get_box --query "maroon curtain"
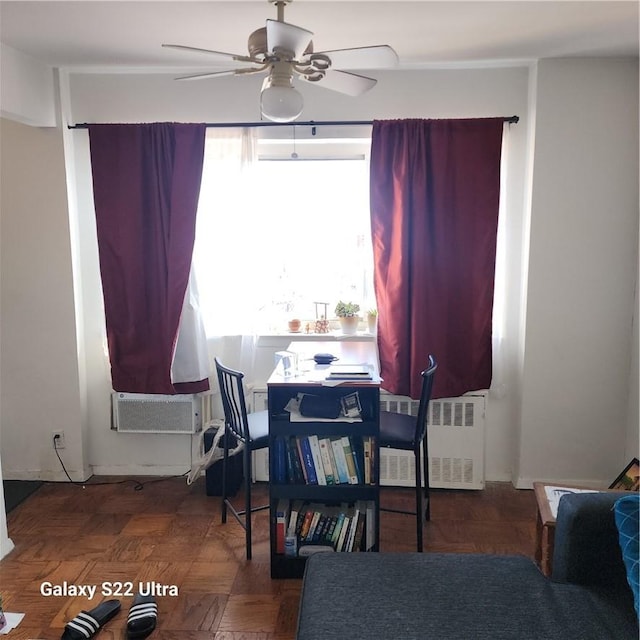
[88,123,207,394]
[370,118,504,399]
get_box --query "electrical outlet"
[53,431,65,449]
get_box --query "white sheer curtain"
[193,127,259,376]
[171,268,210,385]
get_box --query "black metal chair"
[215,357,270,560]
[379,356,437,552]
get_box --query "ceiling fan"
[162,0,399,123]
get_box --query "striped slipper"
[127,593,157,639]
[61,599,121,639]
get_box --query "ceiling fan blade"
[266,19,313,59]
[175,69,240,81]
[162,43,253,63]
[306,69,377,96]
[311,45,398,70]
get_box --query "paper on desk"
[544,486,599,518]
[0,612,25,635]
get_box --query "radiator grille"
[112,393,201,434]
[379,393,485,490]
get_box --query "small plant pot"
[288,319,302,333]
[367,315,377,334]
[338,316,359,335]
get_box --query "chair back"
[414,356,437,445]
[215,357,250,444]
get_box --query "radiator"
[378,392,485,490]
[111,392,202,434]
[249,389,485,489]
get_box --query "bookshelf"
[267,341,381,579]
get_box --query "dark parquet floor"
[0,477,537,639]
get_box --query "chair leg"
[221,429,229,524]
[244,447,252,560]
[423,436,431,522]
[414,447,423,553]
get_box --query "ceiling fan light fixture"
[260,71,303,122]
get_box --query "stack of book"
[325,364,374,381]
[273,434,376,486]
[275,499,376,556]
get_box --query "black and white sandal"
[61,599,121,640]
[127,593,158,639]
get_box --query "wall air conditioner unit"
[112,392,202,434]
[379,392,485,490]
[247,388,485,489]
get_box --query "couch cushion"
[297,552,639,640]
[552,492,629,587]
[614,494,640,618]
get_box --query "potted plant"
[335,301,360,335]
[366,308,378,334]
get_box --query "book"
[299,509,315,539]
[295,503,308,536]
[298,436,318,485]
[326,364,373,380]
[283,437,299,484]
[331,437,351,484]
[323,514,338,544]
[367,437,376,485]
[312,514,327,542]
[318,437,336,485]
[341,436,359,484]
[288,436,305,483]
[305,511,322,541]
[336,515,351,552]
[331,512,346,546]
[308,435,327,485]
[365,500,376,551]
[295,437,309,484]
[326,438,340,483]
[275,498,289,554]
[288,499,305,535]
[273,436,287,484]
[352,511,366,552]
[363,437,371,485]
[355,500,373,552]
[345,508,361,552]
[349,435,365,484]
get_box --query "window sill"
[256,332,376,347]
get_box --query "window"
[192,129,374,336]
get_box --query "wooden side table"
[533,482,558,576]
[533,482,624,576]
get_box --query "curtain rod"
[68,116,519,130]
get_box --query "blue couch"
[296,492,639,640]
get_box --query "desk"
[267,340,381,578]
[271,340,381,384]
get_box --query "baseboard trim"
[90,465,189,477]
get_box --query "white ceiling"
[0,1,638,72]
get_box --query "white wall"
[64,66,530,479]
[516,58,639,487]
[0,440,14,559]
[627,279,639,460]
[0,44,56,127]
[0,117,89,481]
